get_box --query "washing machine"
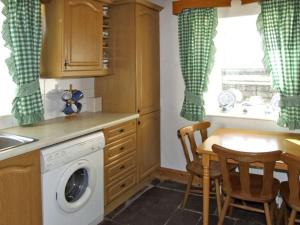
[41,132,105,225]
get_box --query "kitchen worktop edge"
[0,112,139,161]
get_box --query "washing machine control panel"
[45,150,67,166]
[40,132,105,173]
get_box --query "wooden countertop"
[0,112,139,161]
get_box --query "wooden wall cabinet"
[95,0,162,115]
[41,0,112,78]
[136,4,160,115]
[0,151,42,225]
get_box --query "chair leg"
[288,209,297,225]
[227,198,234,217]
[270,201,276,224]
[182,174,194,208]
[277,201,286,225]
[284,203,289,225]
[214,178,222,217]
[264,202,273,225]
[217,196,231,225]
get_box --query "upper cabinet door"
[136,5,160,115]
[64,0,103,71]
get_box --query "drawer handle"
[119,165,125,170]
[119,129,124,133]
[120,146,125,151]
[120,183,126,188]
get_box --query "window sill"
[206,109,278,121]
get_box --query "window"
[0,2,16,116]
[205,5,278,120]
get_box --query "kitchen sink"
[0,133,36,152]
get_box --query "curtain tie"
[16,80,40,97]
[185,90,204,106]
[280,95,300,107]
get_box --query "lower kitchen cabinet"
[103,120,138,208]
[137,111,160,181]
[103,116,161,214]
[0,150,42,225]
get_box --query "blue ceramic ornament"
[62,84,84,116]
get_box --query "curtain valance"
[173,0,259,15]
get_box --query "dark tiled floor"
[99,180,280,225]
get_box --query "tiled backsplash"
[0,78,101,129]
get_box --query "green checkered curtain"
[178,9,217,121]
[258,0,300,130]
[1,0,44,125]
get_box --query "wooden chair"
[177,121,223,216]
[212,144,281,225]
[278,153,300,225]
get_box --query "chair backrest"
[212,144,281,200]
[177,121,210,164]
[281,153,300,208]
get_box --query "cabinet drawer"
[105,153,136,184]
[104,120,136,144]
[105,172,136,204]
[104,134,136,165]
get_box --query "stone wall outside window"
[221,69,276,103]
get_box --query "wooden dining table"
[197,128,300,225]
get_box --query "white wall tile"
[86,97,102,113]
[44,79,59,94]
[39,79,45,95]
[0,115,14,129]
[82,88,94,98]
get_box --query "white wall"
[159,0,299,171]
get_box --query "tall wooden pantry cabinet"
[95,0,162,185]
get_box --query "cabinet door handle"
[120,183,126,188]
[119,129,124,133]
[120,146,125,151]
[64,59,68,68]
[138,121,141,125]
[119,165,125,170]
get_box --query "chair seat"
[280,181,300,211]
[224,173,280,202]
[186,160,224,178]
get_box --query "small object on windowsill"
[218,90,236,112]
[220,105,232,112]
[62,84,84,117]
[243,108,248,114]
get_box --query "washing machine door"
[56,159,96,213]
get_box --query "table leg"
[202,153,210,225]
